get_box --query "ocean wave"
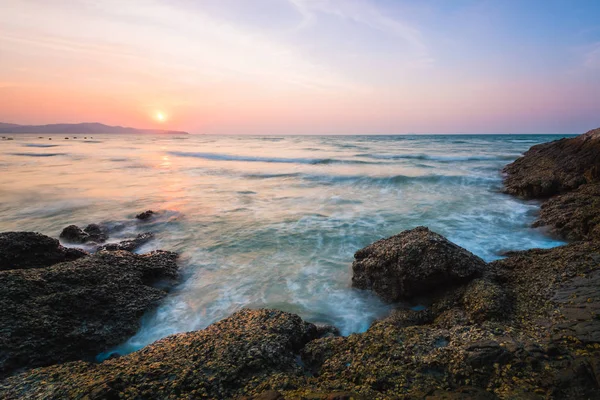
[24,144,59,148]
[354,153,518,162]
[9,152,67,157]
[242,171,500,186]
[168,151,379,165]
[509,139,538,143]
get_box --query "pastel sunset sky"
[1,0,599,134]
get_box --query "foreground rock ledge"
[3,240,599,399]
[351,226,486,302]
[0,248,178,378]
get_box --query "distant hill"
[0,122,188,135]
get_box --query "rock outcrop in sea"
[1,130,599,399]
[504,127,600,242]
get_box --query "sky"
[0,0,599,134]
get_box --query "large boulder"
[0,309,319,399]
[503,128,600,198]
[0,232,86,271]
[351,227,486,302]
[0,249,178,377]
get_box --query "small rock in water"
[136,210,155,221]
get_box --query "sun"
[155,111,167,123]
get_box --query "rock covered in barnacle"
[1,309,319,399]
[0,249,178,378]
[2,239,600,398]
[351,226,486,302]
[0,232,86,271]
[503,127,600,198]
[533,182,600,241]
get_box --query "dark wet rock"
[0,250,178,378]
[426,387,498,399]
[351,227,486,302]
[315,323,341,338]
[377,308,434,328]
[462,279,508,323]
[59,224,89,243]
[136,210,155,221]
[82,223,108,243]
[240,390,285,400]
[550,269,600,344]
[503,127,600,198]
[0,232,86,271]
[98,232,155,252]
[59,224,108,244]
[532,182,600,241]
[0,309,318,399]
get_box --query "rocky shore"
[1,130,600,399]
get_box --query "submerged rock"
[351,227,486,302]
[59,224,107,244]
[136,210,155,221]
[98,232,155,252]
[0,249,178,378]
[82,223,108,243]
[0,232,86,271]
[503,128,600,198]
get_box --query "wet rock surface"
[98,232,155,252]
[533,182,600,241]
[3,237,598,399]
[1,309,320,399]
[0,231,86,271]
[503,128,600,198]
[136,210,155,220]
[351,226,486,302]
[59,223,108,244]
[0,249,179,378]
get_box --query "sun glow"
[155,111,167,123]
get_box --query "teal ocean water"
[0,134,572,356]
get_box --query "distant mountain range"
[0,122,188,135]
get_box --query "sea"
[0,133,572,356]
